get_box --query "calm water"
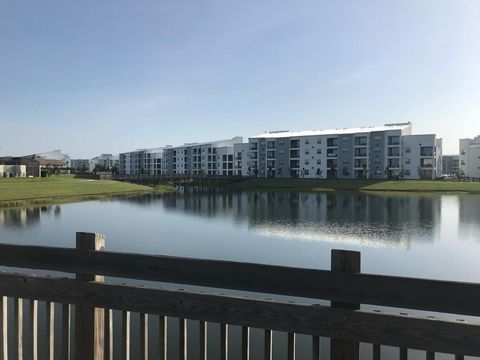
[1,190,479,359]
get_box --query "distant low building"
[442,155,459,176]
[459,136,480,178]
[70,159,91,173]
[90,154,119,173]
[0,164,26,177]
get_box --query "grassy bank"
[227,178,480,194]
[0,175,174,207]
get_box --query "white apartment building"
[119,148,164,175]
[163,137,243,176]
[249,123,442,180]
[90,154,120,172]
[459,136,480,178]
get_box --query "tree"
[342,166,349,177]
[316,168,322,178]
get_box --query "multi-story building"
[89,154,120,172]
[248,123,442,180]
[459,136,480,178]
[163,137,243,176]
[234,143,249,176]
[119,148,164,175]
[442,155,460,176]
[70,159,90,173]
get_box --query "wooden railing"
[0,232,479,359]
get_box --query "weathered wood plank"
[241,327,250,360]
[30,300,38,360]
[0,273,479,356]
[46,302,54,360]
[14,298,23,360]
[331,250,360,360]
[287,333,295,360]
[426,351,435,360]
[1,296,7,360]
[220,323,228,360]
[159,315,167,360]
[199,320,207,360]
[179,318,187,360]
[1,243,480,316]
[122,311,130,360]
[74,232,105,360]
[140,313,148,360]
[264,330,272,360]
[400,347,408,360]
[61,303,70,360]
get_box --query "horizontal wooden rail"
[0,243,479,316]
[0,272,478,356]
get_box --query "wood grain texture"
[122,311,130,360]
[400,347,408,360]
[0,243,479,316]
[287,333,295,360]
[158,315,167,360]
[0,272,478,356]
[179,318,187,360]
[14,298,23,360]
[220,323,228,360]
[46,302,54,360]
[140,313,148,360]
[373,344,380,360]
[312,335,319,360]
[30,300,38,360]
[426,351,435,360]
[104,309,113,360]
[0,297,7,360]
[74,232,105,360]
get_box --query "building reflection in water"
[458,194,480,241]
[123,189,442,249]
[0,205,61,228]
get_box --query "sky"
[0,0,479,158]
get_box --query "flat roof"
[250,123,411,139]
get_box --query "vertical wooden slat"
[330,250,360,360]
[159,316,167,360]
[220,323,228,360]
[61,304,70,360]
[373,344,380,360]
[312,335,320,360]
[178,318,187,360]
[104,309,113,360]
[46,302,54,360]
[30,300,38,360]
[140,314,148,360]
[121,311,130,360]
[400,348,408,360]
[0,297,7,360]
[426,351,435,360]
[74,232,105,360]
[287,333,295,360]
[199,320,207,360]
[455,356,464,360]
[264,330,272,360]
[14,298,23,360]
[241,327,250,360]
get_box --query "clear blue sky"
[1,0,479,157]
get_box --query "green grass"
[0,175,159,207]
[227,178,480,194]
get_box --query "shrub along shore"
[0,175,175,208]
[226,178,480,194]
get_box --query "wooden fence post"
[75,232,105,360]
[330,249,360,360]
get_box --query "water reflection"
[119,190,447,249]
[0,205,61,228]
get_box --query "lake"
[1,189,479,359]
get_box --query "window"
[290,150,300,158]
[421,146,434,157]
[305,139,310,145]
[305,159,309,165]
[388,147,400,157]
[267,151,275,158]
[355,137,368,146]
[305,150,310,155]
[327,138,338,147]
[421,158,434,168]
[354,159,367,168]
[317,159,321,164]
[355,148,367,157]
[317,148,322,155]
[290,140,300,148]
[267,141,275,149]
[388,136,400,145]
[290,160,300,168]
[317,138,322,144]
[327,148,338,157]
[388,158,400,168]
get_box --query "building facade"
[163,137,243,176]
[248,123,442,180]
[442,155,460,176]
[119,148,164,175]
[89,154,120,172]
[70,159,90,173]
[459,136,480,178]
[0,164,26,177]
